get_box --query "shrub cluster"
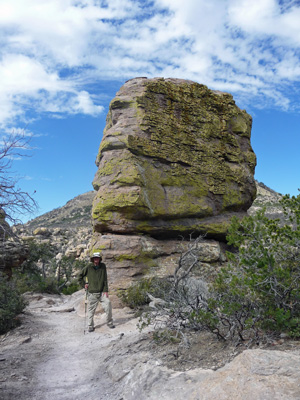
[119,276,172,309]
[0,272,26,334]
[1,242,85,334]
[138,192,300,345]
[13,241,85,295]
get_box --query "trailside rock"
[90,232,225,306]
[92,77,256,240]
[105,346,300,400]
[0,240,29,277]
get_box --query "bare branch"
[0,131,38,238]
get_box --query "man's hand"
[85,283,89,290]
[102,292,109,298]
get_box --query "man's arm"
[78,266,88,288]
[102,264,108,295]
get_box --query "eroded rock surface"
[0,239,29,277]
[115,348,300,400]
[90,232,226,305]
[0,209,28,277]
[92,77,256,240]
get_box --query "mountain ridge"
[24,191,95,231]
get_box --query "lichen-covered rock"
[33,227,51,237]
[92,77,256,240]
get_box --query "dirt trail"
[2,291,300,400]
[0,291,139,400]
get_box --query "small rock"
[21,336,32,344]
[18,376,29,381]
[280,333,288,338]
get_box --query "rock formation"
[1,192,94,279]
[13,182,279,273]
[108,346,300,400]
[11,181,282,304]
[0,239,29,278]
[91,77,257,296]
[14,191,95,260]
[248,181,284,221]
[92,77,256,239]
[0,208,29,277]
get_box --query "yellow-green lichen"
[115,254,139,261]
[110,98,135,109]
[92,78,256,238]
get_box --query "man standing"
[79,252,115,332]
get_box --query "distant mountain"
[25,191,96,231]
[13,191,96,264]
[248,181,284,222]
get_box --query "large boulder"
[92,77,256,240]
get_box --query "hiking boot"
[88,326,95,332]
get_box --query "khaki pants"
[87,292,113,328]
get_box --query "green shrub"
[138,195,300,345]
[0,273,26,334]
[13,269,60,294]
[13,249,88,295]
[118,277,172,309]
[61,281,80,295]
[193,201,300,343]
[37,277,60,294]
[151,329,181,344]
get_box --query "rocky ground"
[1,292,300,400]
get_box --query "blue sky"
[1,0,300,222]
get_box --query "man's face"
[93,257,100,266]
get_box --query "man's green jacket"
[78,263,108,293]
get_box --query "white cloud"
[0,53,103,126]
[0,54,64,94]
[228,0,300,45]
[1,0,300,128]
[228,0,278,31]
